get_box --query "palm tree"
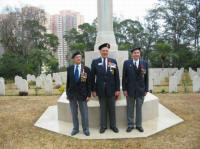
[152,43,178,68]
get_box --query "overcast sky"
[0,0,158,23]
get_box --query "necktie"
[135,61,137,68]
[103,58,106,72]
[75,65,79,82]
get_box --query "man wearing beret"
[122,47,149,133]
[91,43,120,133]
[66,51,91,136]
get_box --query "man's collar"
[74,63,81,67]
[133,59,139,62]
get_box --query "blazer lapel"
[138,60,142,71]
[106,58,111,74]
[77,65,84,83]
[71,65,75,83]
[98,57,105,72]
[127,60,134,73]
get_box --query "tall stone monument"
[85,0,128,77]
[94,0,118,51]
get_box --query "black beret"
[98,43,110,50]
[130,46,142,53]
[71,51,81,59]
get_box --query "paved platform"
[34,93,184,139]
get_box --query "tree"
[150,43,178,68]
[186,0,200,52]
[0,51,27,79]
[0,7,47,56]
[44,33,59,52]
[119,19,144,47]
[0,7,59,76]
[21,19,46,58]
[64,23,96,64]
[0,10,19,53]
[45,55,59,74]
[143,8,162,61]
[152,0,190,50]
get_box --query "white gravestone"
[0,78,5,96]
[15,76,23,89]
[44,78,53,94]
[36,77,42,88]
[55,75,62,87]
[193,75,200,93]
[19,79,28,93]
[169,75,178,93]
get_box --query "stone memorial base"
[34,92,184,139]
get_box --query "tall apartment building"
[48,10,84,68]
[0,8,84,65]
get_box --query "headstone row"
[27,74,36,82]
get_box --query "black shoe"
[126,127,134,132]
[84,131,90,136]
[71,130,79,136]
[100,128,106,133]
[136,127,144,132]
[111,127,119,133]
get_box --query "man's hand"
[92,91,97,98]
[123,91,128,97]
[144,92,147,96]
[115,91,120,97]
[86,97,90,102]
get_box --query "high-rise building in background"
[47,10,84,68]
[0,8,84,65]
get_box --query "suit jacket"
[66,65,91,101]
[91,57,120,97]
[122,59,149,97]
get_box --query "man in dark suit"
[66,51,91,136]
[91,43,120,134]
[122,47,149,133]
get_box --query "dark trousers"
[69,98,89,132]
[126,96,144,127]
[98,95,116,129]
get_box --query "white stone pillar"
[94,0,118,51]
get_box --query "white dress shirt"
[101,57,108,72]
[133,59,139,68]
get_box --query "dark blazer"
[122,59,149,97]
[91,57,120,97]
[66,65,91,101]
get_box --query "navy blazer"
[91,57,120,97]
[122,59,149,97]
[66,65,91,101]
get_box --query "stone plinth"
[58,92,159,128]
[34,93,184,139]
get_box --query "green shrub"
[181,71,191,93]
[58,86,65,94]
[161,89,166,94]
